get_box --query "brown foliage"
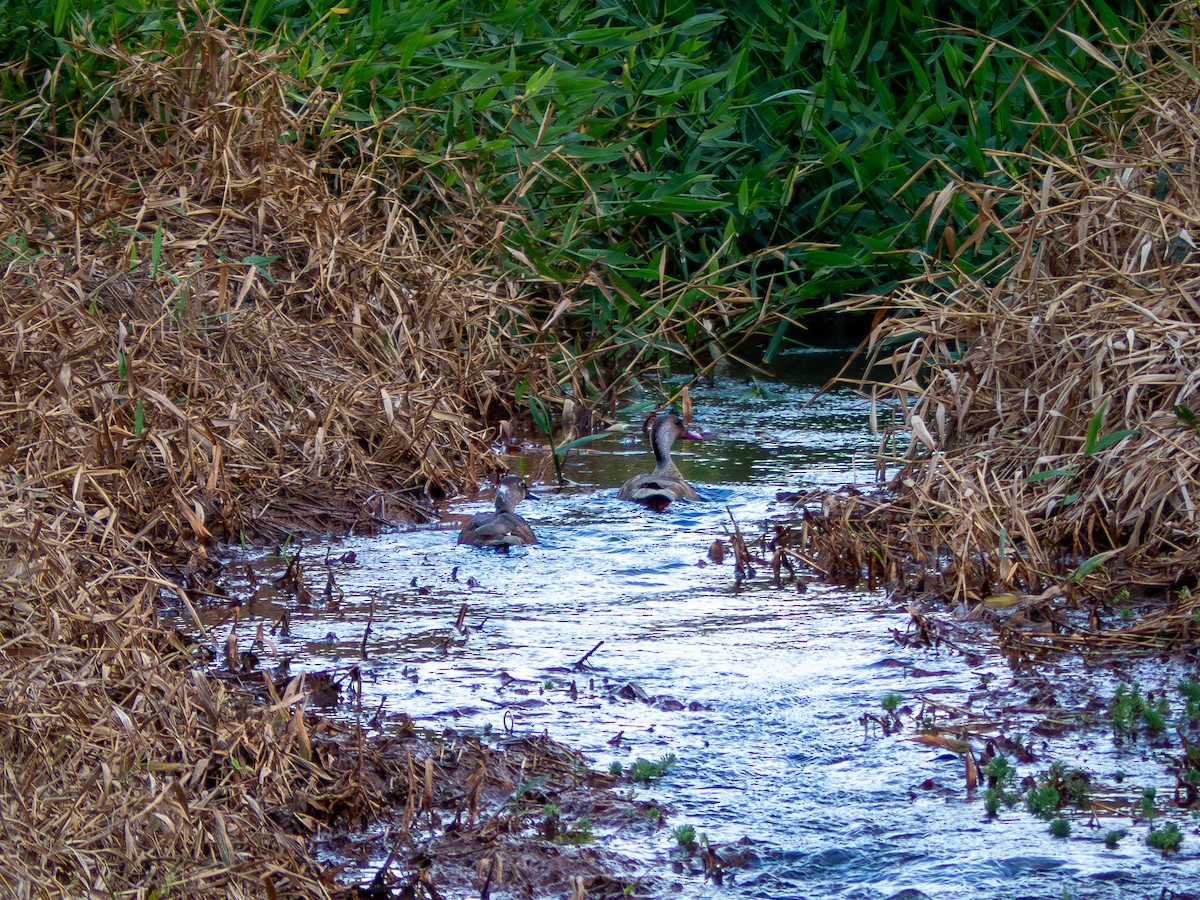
[808,5,1200,633]
[0,23,637,899]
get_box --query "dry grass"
[780,4,1200,650]
[0,22,655,898]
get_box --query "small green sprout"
[1027,785,1060,819]
[673,824,697,848]
[881,692,903,714]
[1147,822,1182,855]
[1139,787,1157,820]
[1049,817,1071,838]
[1104,828,1127,849]
[628,755,676,782]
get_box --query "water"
[207,349,1200,899]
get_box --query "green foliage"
[0,0,1153,364]
[1147,822,1182,855]
[627,754,676,782]
[983,754,1019,816]
[1026,782,1061,820]
[1104,828,1126,849]
[1180,680,1200,724]
[1048,817,1071,838]
[1111,682,1170,736]
[1025,761,1091,820]
[1139,786,1157,820]
[673,823,697,847]
[881,692,903,713]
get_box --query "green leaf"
[133,399,144,438]
[1090,428,1138,455]
[150,223,163,277]
[250,0,273,29]
[1068,550,1118,584]
[556,430,620,454]
[1175,404,1199,429]
[528,396,551,436]
[1083,403,1107,456]
[1024,468,1078,483]
[53,0,70,34]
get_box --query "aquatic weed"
[673,824,698,849]
[1104,828,1127,849]
[1180,680,1200,724]
[1049,817,1071,838]
[1110,682,1169,736]
[1147,822,1182,855]
[1026,782,1061,819]
[628,755,676,782]
[983,755,1020,816]
[1139,787,1157,820]
[881,692,903,713]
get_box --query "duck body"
[458,476,537,547]
[619,413,701,511]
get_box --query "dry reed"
[0,20,650,898]
[784,3,1200,651]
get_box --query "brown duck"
[457,475,537,547]
[619,412,702,511]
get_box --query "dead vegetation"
[0,22,665,899]
[777,4,1200,652]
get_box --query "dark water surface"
[210,350,1199,899]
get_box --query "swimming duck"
[619,412,702,510]
[457,475,537,547]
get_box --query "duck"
[619,412,702,511]
[457,475,537,547]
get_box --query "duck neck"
[651,427,682,477]
[494,485,521,513]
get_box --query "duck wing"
[458,512,537,546]
[618,473,700,506]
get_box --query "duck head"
[650,412,701,464]
[494,474,534,513]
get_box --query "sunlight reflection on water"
[206,350,1200,899]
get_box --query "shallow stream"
[208,350,1200,899]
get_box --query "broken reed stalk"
[779,2,1200,650]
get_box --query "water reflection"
[209,349,1199,899]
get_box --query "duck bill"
[680,428,702,441]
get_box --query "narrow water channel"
[210,350,1199,899]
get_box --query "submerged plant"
[1147,822,1182,855]
[1110,682,1170,736]
[1139,787,1157,820]
[983,754,1020,817]
[628,755,677,783]
[1026,782,1061,820]
[1180,680,1200,725]
[1023,762,1093,821]
[673,824,698,849]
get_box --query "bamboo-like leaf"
[1083,403,1107,456]
[527,396,550,437]
[150,223,163,277]
[1024,468,1078,483]
[1174,404,1199,429]
[1090,428,1138,454]
[1068,550,1118,584]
